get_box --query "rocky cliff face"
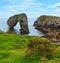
[7,13,29,34]
[34,15,60,42]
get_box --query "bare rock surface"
[34,15,60,42]
[7,13,29,34]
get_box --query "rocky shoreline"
[33,15,60,42]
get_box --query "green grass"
[0,31,60,63]
[38,15,60,22]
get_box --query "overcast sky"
[0,0,60,18]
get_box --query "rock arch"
[7,13,29,34]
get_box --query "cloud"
[1,1,42,11]
[10,9,16,13]
[1,0,60,18]
[0,11,14,18]
[24,0,34,2]
[45,2,60,17]
[0,0,43,18]
[48,2,60,8]
[54,8,60,12]
[8,0,16,2]
[0,0,16,4]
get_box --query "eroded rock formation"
[7,13,29,34]
[34,15,60,42]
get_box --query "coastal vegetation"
[0,31,60,63]
[37,15,60,22]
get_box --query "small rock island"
[7,13,29,34]
[34,15,60,42]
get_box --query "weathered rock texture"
[34,15,60,42]
[7,13,29,34]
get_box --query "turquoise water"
[0,18,43,36]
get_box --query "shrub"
[26,37,56,59]
[38,15,46,22]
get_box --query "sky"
[0,0,60,18]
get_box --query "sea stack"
[34,15,60,42]
[7,13,29,34]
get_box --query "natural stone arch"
[7,13,29,34]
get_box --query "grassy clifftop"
[37,15,60,22]
[0,31,60,63]
[0,31,32,50]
